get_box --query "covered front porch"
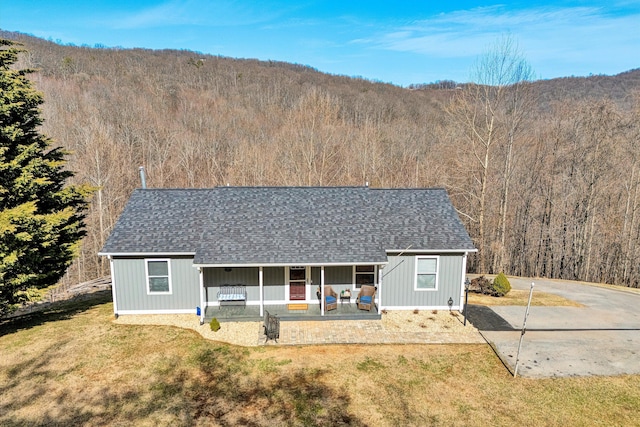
[196,263,384,324]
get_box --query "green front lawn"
[1,294,638,426]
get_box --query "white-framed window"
[145,259,172,294]
[415,256,439,291]
[353,265,376,289]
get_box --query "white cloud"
[366,5,640,68]
[110,1,190,28]
[109,0,283,29]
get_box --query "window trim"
[352,265,377,290]
[414,255,439,291]
[145,258,172,295]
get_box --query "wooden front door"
[288,266,307,300]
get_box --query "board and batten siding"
[203,267,261,302]
[202,266,356,304]
[202,266,286,303]
[381,254,464,309]
[113,257,200,313]
[263,267,285,302]
[324,266,352,285]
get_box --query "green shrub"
[492,273,512,296]
[209,317,221,332]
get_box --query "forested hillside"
[3,31,639,288]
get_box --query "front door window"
[289,266,306,300]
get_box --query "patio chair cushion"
[326,296,337,304]
[359,295,372,304]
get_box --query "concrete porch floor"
[204,301,381,322]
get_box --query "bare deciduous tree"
[5,30,640,289]
[447,35,535,274]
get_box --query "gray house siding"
[203,267,261,303]
[200,265,365,305]
[311,267,320,290]
[202,266,287,303]
[324,266,352,285]
[112,255,464,313]
[381,254,464,309]
[321,266,354,297]
[203,266,260,287]
[113,257,200,313]
[263,267,285,301]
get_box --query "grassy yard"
[467,289,583,307]
[1,294,639,426]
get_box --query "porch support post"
[108,256,118,318]
[459,252,468,312]
[320,265,325,316]
[259,266,264,317]
[198,267,205,325]
[377,264,382,314]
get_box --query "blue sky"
[2,1,639,86]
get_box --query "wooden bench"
[263,310,280,343]
[217,284,247,308]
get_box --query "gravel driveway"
[467,277,640,378]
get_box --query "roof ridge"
[368,187,446,191]
[131,186,370,193]
[134,187,216,191]
[215,185,366,189]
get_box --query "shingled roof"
[99,187,475,265]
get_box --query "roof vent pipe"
[139,166,147,189]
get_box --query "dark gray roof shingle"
[99,187,475,264]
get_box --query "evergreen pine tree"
[0,40,91,316]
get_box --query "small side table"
[340,290,351,305]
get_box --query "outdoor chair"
[323,285,338,311]
[356,285,376,311]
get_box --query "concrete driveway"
[466,277,640,378]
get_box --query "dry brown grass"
[1,294,639,426]
[467,289,583,307]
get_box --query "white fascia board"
[385,249,477,254]
[193,261,389,268]
[116,309,198,315]
[98,252,196,257]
